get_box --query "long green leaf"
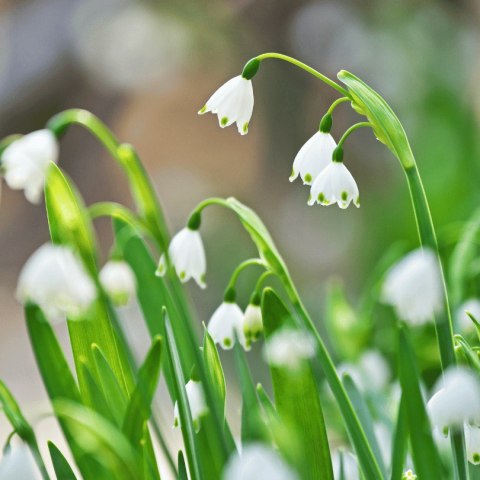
[48,441,78,480]
[390,397,407,480]
[202,328,226,416]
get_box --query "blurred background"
[0,0,479,476]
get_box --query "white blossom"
[0,445,41,480]
[199,75,254,135]
[465,423,480,465]
[263,329,316,370]
[156,227,206,288]
[1,130,58,204]
[402,470,417,480]
[381,248,443,325]
[290,132,336,185]
[223,443,298,480]
[173,379,208,432]
[332,450,360,480]
[208,301,247,350]
[308,161,359,209]
[16,243,96,322]
[99,260,137,306]
[456,298,480,333]
[243,303,263,345]
[427,367,480,432]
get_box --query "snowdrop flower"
[382,248,443,325]
[263,328,316,370]
[308,147,359,209]
[332,450,360,480]
[173,379,208,432]
[208,289,247,350]
[99,260,137,306]
[243,292,263,345]
[1,129,58,204]
[427,367,480,433]
[156,213,206,288]
[290,130,336,185]
[456,298,480,333]
[465,423,480,465]
[223,443,298,480]
[199,59,259,135]
[16,243,96,322]
[402,470,417,480]
[0,445,41,480]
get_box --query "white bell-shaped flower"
[157,227,206,289]
[1,130,58,204]
[99,260,137,306]
[381,248,443,325]
[0,445,41,480]
[456,298,480,333]
[308,160,360,209]
[199,75,254,135]
[243,292,263,346]
[331,450,360,480]
[173,379,208,432]
[402,470,417,480]
[263,328,316,370]
[427,367,480,433]
[16,243,96,322]
[465,423,480,465]
[223,443,298,480]
[290,132,336,185]
[208,296,247,350]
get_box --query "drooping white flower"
[381,248,443,325]
[0,445,41,480]
[456,298,480,333]
[173,379,208,432]
[331,450,360,480]
[208,301,247,350]
[243,296,263,345]
[308,161,360,209]
[263,328,316,370]
[156,227,206,289]
[465,423,480,465]
[427,367,480,433]
[1,130,58,204]
[290,132,337,185]
[16,243,96,322]
[223,443,298,480]
[99,260,137,306]
[402,470,417,480]
[199,75,254,135]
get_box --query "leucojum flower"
[156,212,206,288]
[456,298,480,333]
[16,243,96,322]
[198,59,258,135]
[381,247,443,325]
[173,379,208,432]
[0,129,59,204]
[99,260,137,306]
[0,445,41,480]
[242,292,263,346]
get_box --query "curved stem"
[327,97,350,115]
[255,53,349,97]
[226,259,266,290]
[255,271,275,293]
[337,122,372,149]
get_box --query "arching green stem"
[226,259,266,291]
[337,122,372,149]
[327,97,350,115]
[255,53,349,97]
[255,271,275,293]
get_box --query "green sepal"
[242,58,260,80]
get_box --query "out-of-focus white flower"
[173,379,208,432]
[0,445,41,480]
[208,301,247,350]
[157,227,206,289]
[332,450,360,480]
[465,423,480,465]
[427,367,480,432]
[1,130,58,204]
[456,299,480,333]
[402,470,417,480]
[199,75,254,135]
[308,161,360,209]
[381,248,443,325]
[99,260,136,306]
[374,422,392,466]
[290,132,336,185]
[243,296,263,345]
[263,329,316,370]
[223,443,298,480]
[16,243,96,322]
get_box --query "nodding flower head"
[173,379,208,432]
[243,292,263,345]
[465,424,480,465]
[1,129,59,204]
[99,260,137,306]
[198,75,254,135]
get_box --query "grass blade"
[48,441,78,480]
